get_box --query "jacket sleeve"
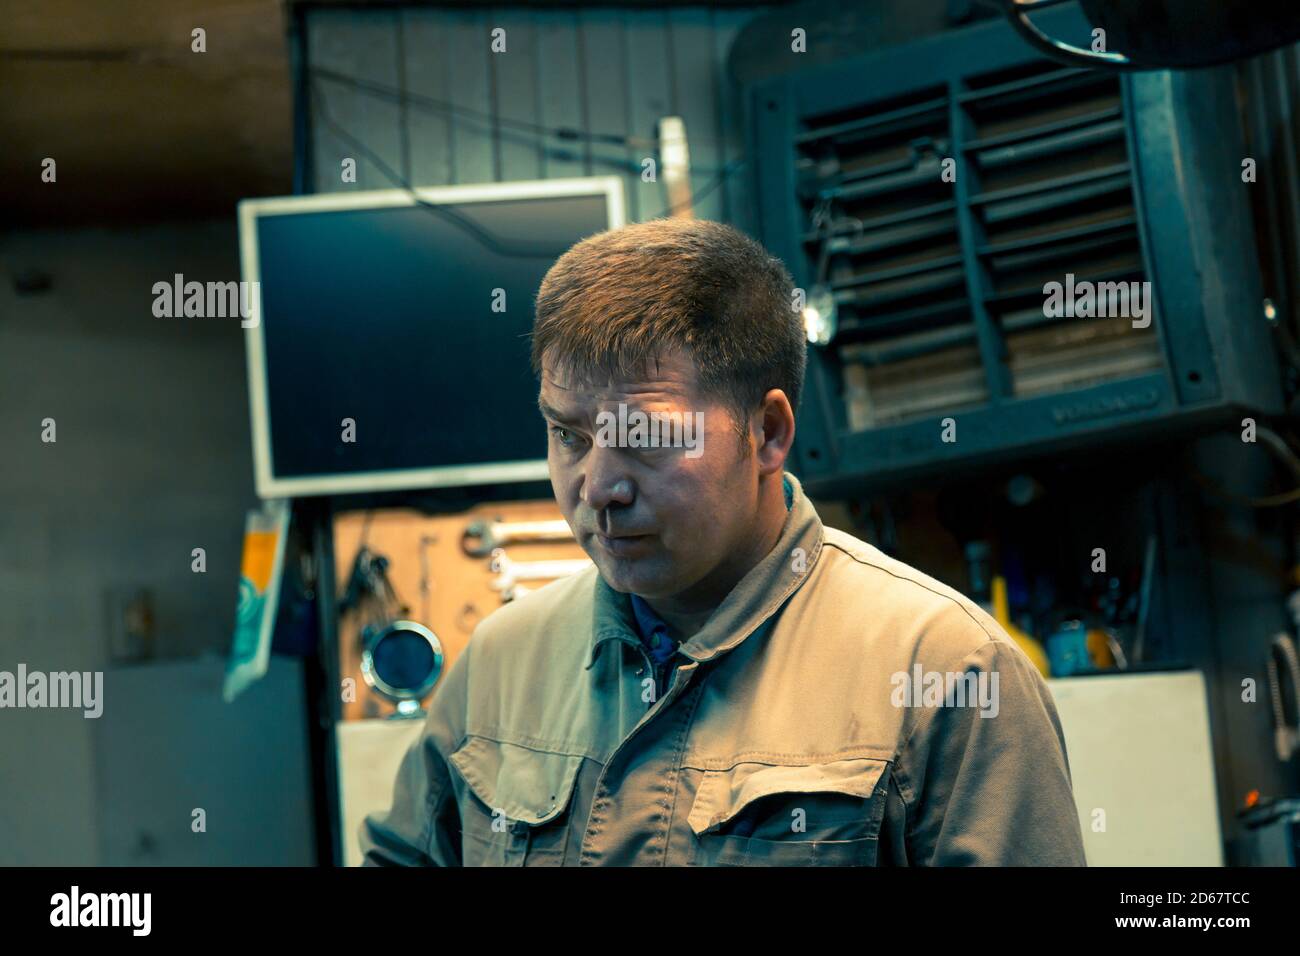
[893,636,1088,866]
[357,640,471,867]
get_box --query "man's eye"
[550,425,579,447]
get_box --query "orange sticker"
[240,530,280,590]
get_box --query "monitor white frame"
[238,175,627,499]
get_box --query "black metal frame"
[286,2,345,867]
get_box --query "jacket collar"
[585,471,825,669]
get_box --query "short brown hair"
[530,218,805,445]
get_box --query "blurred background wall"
[0,219,315,863]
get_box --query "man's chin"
[594,555,670,596]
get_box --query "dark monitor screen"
[242,181,621,496]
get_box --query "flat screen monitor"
[238,176,626,498]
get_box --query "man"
[360,218,1087,866]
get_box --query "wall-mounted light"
[803,284,838,346]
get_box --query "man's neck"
[653,605,715,644]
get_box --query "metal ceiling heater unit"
[748,7,1283,492]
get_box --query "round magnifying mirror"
[360,620,444,715]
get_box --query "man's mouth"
[594,532,653,556]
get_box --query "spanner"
[487,548,592,592]
[462,518,575,557]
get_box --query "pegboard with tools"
[332,500,590,722]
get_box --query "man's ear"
[755,389,795,476]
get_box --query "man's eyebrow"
[537,399,581,424]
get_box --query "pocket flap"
[687,757,888,836]
[449,735,584,826]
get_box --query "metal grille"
[798,58,1162,430]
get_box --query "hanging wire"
[311,74,749,234]
[1193,424,1300,508]
[312,65,660,151]
[312,75,575,258]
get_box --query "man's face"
[538,349,762,607]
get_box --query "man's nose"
[581,446,635,512]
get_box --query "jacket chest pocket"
[686,757,890,867]
[449,735,585,867]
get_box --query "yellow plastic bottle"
[991,575,1051,677]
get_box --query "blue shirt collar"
[629,592,674,663]
[629,592,667,638]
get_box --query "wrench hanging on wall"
[487,548,593,594]
[461,518,575,557]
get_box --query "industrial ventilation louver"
[796,60,1161,431]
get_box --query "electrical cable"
[1259,423,1300,481]
[1267,633,1300,760]
[312,65,659,150]
[1193,423,1300,508]
[312,75,575,258]
[650,157,747,220]
[311,75,749,244]
[311,64,747,184]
